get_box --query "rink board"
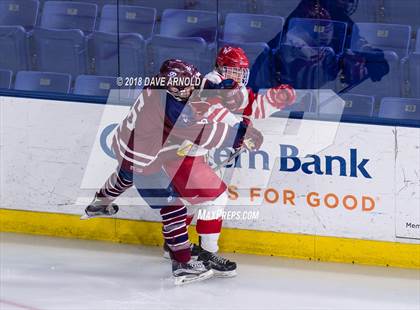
[0,96,419,268]
[1,208,419,269]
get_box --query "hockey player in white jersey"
[199,45,297,125]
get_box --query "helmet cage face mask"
[220,66,250,86]
[167,85,195,101]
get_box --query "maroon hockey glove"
[244,125,264,151]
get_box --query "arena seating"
[348,51,401,102]
[147,35,211,74]
[74,75,116,96]
[352,23,411,59]
[284,18,348,54]
[254,0,299,16]
[31,28,88,78]
[350,0,378,23]
[317,93,375,118]
[382,0,420,35]
[99,5,156,38]
[131,0,185,20]
[0,69,13,89]
[221,13,283,66]
[40,1,98,33]
[0,0,417,124]
[14,70,71,93]
[147,8,218,74]
[379,97,420,120]
[0,0,40,30]
[89,32,147,78]
[68,0,112,16]
[223,13,284,44]
[160,9,217,43]
[0,26,29,73]
[185,0,247,22]
[339,94,375,117]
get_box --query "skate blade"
[173,269,214,286]
[213,269,237,278]
[80,214,114,220]
[80,214,91,220]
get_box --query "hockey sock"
[160,205,191,263]
[97,171,133,202]
[194,192,227,253]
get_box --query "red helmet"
[216,46,250,69]
[216,46,250,86]
[159,59,201,101]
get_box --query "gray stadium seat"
[89,32,147,78]
[0,26,29,72]
[223,13,284,44]
[74,75,117,97]
[352,23,411,59]
[99,5,156,39]
[160,9,217,43]
[147,35,212,75]
[348,51,401,103]
[0,0,39,30]
[31,28,88,78]
[14,70,71,93]
[40,1,98,33]
[339,94,375,117]
[379,97,420,121]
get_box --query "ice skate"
[172,259,214,285]
[197,248,237,278]
[80,196,119,220]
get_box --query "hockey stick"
[337,75,370,95]
[213,147,246,171]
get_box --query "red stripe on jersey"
[259,98,265,118]
[255,104,261,118]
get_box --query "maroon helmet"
[159,59,202,101]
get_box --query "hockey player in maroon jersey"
[83,59,263,285]
[161,46,295,275]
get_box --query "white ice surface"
[0,233,419,310]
